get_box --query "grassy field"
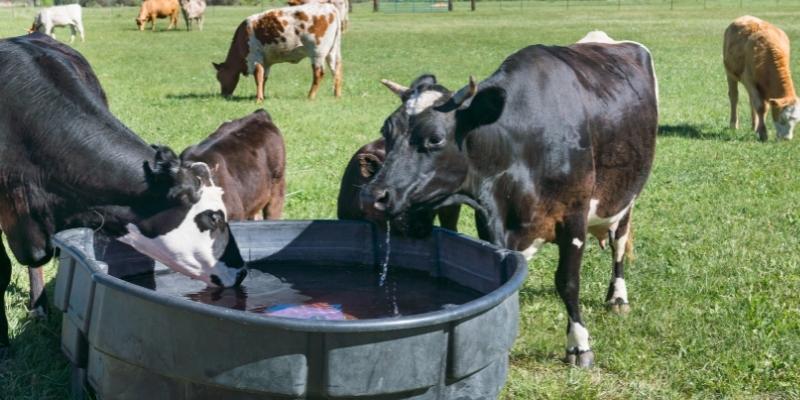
[2,1,800,398]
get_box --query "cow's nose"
[373,189,390,211]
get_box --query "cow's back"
[473,42,657,206]
[724,16,791,92]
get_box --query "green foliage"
[0,2,799,398]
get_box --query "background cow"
[0,34,246,356]
[180,0,206,31]
[27,4,85,43]
[181,109,286,221]
[363,35,658,367]
[213,3,343,102]
[337,137,460,236]
[136,0,180,31]
[287,0,349,32]
[724,16,799,141]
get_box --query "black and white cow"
[363,33,658,367]
[0,34,246,356]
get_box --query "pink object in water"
[265,302,356,320]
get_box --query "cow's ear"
[358,153,382,178]
[212,62,222,71]
[455,86,506,143]
[146,145,181,179]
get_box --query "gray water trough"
[52,220,527,399]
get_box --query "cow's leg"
[0,230,12,358]
[727,76,739,129]
[264,178,285,220]
[605,207,633,314]
[326,53,342,98]
[69,25,76,43]
[254,63,266,103]
[307,62,325,100]
[76,21,85,42]
[555,215,593,367]
[753,99,769,142]
[169,13,178,30]
[436,204,460,232]
[2,211,53,321]
[198,15,204,31]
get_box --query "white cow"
[180,0,206,31]
[28,4,85,43]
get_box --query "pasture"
[1,1,800,398]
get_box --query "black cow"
[337,137,461,236]
[0,34,246,356]
[363,35,658,367]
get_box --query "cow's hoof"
[564,350,594,368]
[28,305,47,320]
[606,298,631,315]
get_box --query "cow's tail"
[625,225,635,262]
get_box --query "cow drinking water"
[0,34,246,356]
[337,137,460,236]
[363,36,658,367]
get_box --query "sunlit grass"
[1,2,799,398]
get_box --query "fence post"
[448,0,452,11]
[471,0,475,11]
[373,0,378,12]
[617,0,620,10]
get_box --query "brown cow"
[337,137,460,236]
[212,3,343,102]
[287,0,349,32]
[724,16,800,141]
[181,109,286,221]
[136,0,180,32]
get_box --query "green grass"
[2,2,800,398]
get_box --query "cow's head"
[770,97,800,140]
[361,75,505,236]
[118,146,247,288]
[135,17,146,30]
[213,62,240,98]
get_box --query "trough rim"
[53,220,528,333]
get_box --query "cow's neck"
[222,20,250,76]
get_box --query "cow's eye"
[427,135,445,149]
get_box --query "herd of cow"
[1,3,798,371]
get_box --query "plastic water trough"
[52,220,527,399]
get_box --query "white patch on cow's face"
[608,277,629,304]
[775,101,799,140]
[566,320,591,352]
[572,238,584,249]
[118,184,244,287]
[405,91,443,115]
[587,198,634,230]
[521,238,546,261]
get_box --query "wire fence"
[0,0,794,10]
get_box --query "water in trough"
[124,263,481,320]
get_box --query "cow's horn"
[380,79,408,96]
[452,76,477,106]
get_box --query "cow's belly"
[586,198,633,239]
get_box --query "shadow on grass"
[165,92,255,102]
[658,124,752,142]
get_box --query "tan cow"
[213,3,343,103]
[287,0,349,31]
[136,0,180,32]
[724,16,800,140]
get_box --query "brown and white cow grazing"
[181,109,286,221]
[212,3,343,102]
[337,137,460,236]
[136,0,180,32]
[180,0,206,31]
[287,0,349,32]
[724,16,800,141]
[363,32,658,367]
